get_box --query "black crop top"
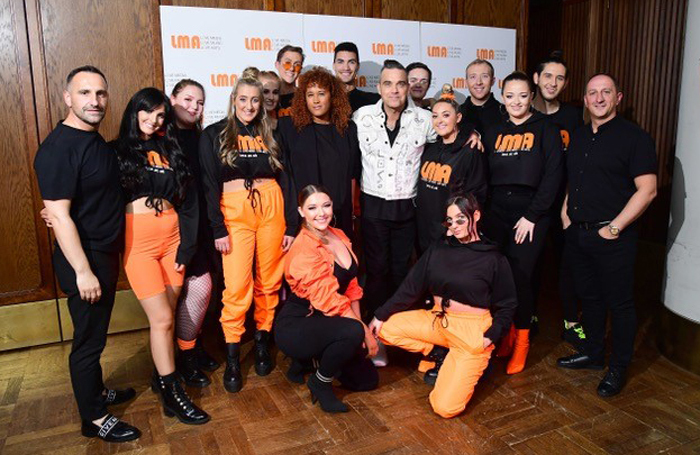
[288,255,357,309]
[122,138,199,266]
[199,118,298,239]
[374,237,517,342]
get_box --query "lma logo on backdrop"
[427,46,448,58]
[245,37,273,51]
[171,35,200,49]
[211,73,239,87]
[372,43,395,55]
[311,40,336,53]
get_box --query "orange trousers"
[220,180,285,343]
[378,307,494,418]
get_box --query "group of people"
[33,40,657,443]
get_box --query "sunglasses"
[282,61,303,73]
[442,217,468,229]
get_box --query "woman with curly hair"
[277,66,359,238]
[115,87,209,424]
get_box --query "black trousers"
[53,247,120,422]
[361,216,416,319]
[483,188,551,329]
[565,225,638,371]
[275,303,378,390]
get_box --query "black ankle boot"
[177,349,211,388]
[224,343,243,393]
[286,358,314,384]
[254,330,273,376]
[152,373,210,425]
[307,373,348,413]
[424,346,448,386]
[195,338,220,372]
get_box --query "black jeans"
[53,247,120,422]
[361,216,416,319]
[275,303,378,390]
[565,225,638,371]
[483,188,551,329]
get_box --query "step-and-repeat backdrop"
[160,6,516,127]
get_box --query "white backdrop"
[160,6,516,127]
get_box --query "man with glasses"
[274,45,304,118]
[406,62,433,110]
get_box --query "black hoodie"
[416,128,487,252]
[483,111,563,222]
[458,93,506,136]
[374,237,516,342]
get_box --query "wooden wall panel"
[559,0,589,103]
[165,0,266,10]
[284,0,364,16]
[462,0,522,28]
[0,0,55,305]
[380,0,450,22]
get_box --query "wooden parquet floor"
[1,309,700,455]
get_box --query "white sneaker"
[371,341,388,367]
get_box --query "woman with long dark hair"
[481,71,563,374]
[277,67,358,238]
[168,79,221,388]
[199,71,297,394]
[277,185,378,413]
[115,87,209,424]
[369,194,516,418]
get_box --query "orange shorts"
[124,208,184,299]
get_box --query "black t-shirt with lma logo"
[484,111,563,222]
[34,122,124,253]
[547,102,584,152]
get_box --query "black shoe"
[103,387,136,406]
[307,373,349,413]
[562,321,586,350]
[254,330,274,376]
[177,349,211,388]
[530,315,540,337]
[286,358,313,384]
[81,414,141,443]
[597,369,626,397]
[223,343,243,393]
[195,339,220,372]
[423,346,448,386]
[152,373,210,425]
[557,353,605,370]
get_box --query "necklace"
[242,124,256,138]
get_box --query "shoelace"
[573,325,586,339]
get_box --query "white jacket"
[353,98,437,200]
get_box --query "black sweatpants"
[53,247,120,422]
[483,188,551,329]
[361,216,416,319]
[565,225,638,371]
[275,303,378,390]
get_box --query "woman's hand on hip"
[215,236,231,255]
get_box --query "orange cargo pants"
[220,180,286,343]
[378,307,494,418]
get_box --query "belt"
[575,221,610,230]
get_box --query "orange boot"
[506,329,530,375]
[495,324,516,358]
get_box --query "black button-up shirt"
[566,115,657,224]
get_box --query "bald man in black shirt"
[557,74,657,398]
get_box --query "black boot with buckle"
[424,345,449,386]
[177,348,211,388]
[223,343,243,393]
[151,371,210,425]
[254,330,274,376]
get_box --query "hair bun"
[241,67,260,79]
[550,50,564,59]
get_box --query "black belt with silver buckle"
[576,221,610,230]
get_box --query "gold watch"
[608,224,620,236]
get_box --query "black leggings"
[274,303,378,390]
[484,188,551,329]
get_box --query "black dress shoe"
[557,353,605,370]
[103,388,136,406]
[195,339,220,372]
[81,414,141,443]
[597,369,626,397]
[254,330,274,376]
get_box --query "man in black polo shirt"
[557,74,657,397]
[458,58,505,134]
[332,41,380,112]
[34,66,140,442]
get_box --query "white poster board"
[160,6,516,127]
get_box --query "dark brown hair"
[444,193,481,241]
[290,67,351,134]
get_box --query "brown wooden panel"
[165,0,265,9]
[381,0,449,22]
[463,0,521,28]
[284,0,364,16]
[559,0,590,104]
[0,0,55,305]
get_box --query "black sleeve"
[198,126,228,239]
[175,182,199,266]
[374,247,431,321]
[457,145,488,207]
[349,121,361,181]
[483,255,517,342]
[524,122,563,222]
[34,142,78,200]
[629,130,658,177]
[276,129,299,236]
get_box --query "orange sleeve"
[286,244,352,317]
[345,277,363,302]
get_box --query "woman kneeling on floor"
[369,193,516,418]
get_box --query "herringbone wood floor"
[2,303,700,455]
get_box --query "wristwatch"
[608,224,620,236]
